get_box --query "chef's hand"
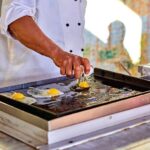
[53,49,91,79]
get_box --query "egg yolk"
[47,88,61,96]
[11,92,25,101]
[79,81,90,88]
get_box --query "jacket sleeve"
[0,0,36,37]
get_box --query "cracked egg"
[1,92,36,105]
[27,87,64,98]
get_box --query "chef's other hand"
[53,49,90,79]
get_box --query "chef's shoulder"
[0,0,36,36]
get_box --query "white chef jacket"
[0,0,87,86]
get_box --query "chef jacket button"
[81,48,84,52]
[70,50,73,53]
[78,22,81,26]
[66,23,70,27]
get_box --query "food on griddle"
[76,74,90,91]
[27,87,63,98]
[47,88,62,96]
[71,81,90,92]
[11,92,25,101]
[0,92,37,104]
[78,81,90,88]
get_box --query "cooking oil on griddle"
[31,76,140,116]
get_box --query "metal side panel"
[0,102,49,130]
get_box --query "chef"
[0,0,91,86]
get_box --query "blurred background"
[84,0,150,76]
[0,0,1,15]
[0,0,150,76]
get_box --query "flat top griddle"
[0,68,150,120]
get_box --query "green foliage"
[99,49,118,60]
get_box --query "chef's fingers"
[60,60,67,75]
[73,57,83,79]
[66,58,73,77]
[81,58,91,74]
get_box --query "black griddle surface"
[0,68,150,119]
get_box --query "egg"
[78,81,90,88]
[11,92,25,101]
[1,92,36,105]
[47,88,61,96]
[27,87,64,98]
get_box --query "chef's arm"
[8,16,90,78]
[8,16,57,58]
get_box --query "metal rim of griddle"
[94,68,150,91]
